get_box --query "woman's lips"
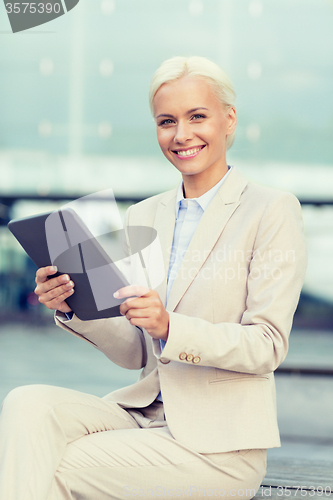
[172,145,206,159]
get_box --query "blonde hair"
[149,56,236,149]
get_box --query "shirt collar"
[175,165,233,216]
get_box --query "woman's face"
[153,75,236,191]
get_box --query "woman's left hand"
[115,285,169,341]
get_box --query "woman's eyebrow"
[156,113,174,119]
[187,107,208,114]
[156,107,208,119]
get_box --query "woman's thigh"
[0,385,141,500]
[50,426,267,500]
[1,384,140,438]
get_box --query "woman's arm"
[55,312,147,370]
[32,266,148,369]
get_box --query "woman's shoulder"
[221,166,301,208]
[242,176,301,210]
[239,179,303,228]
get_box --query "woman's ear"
[226,106,237,136]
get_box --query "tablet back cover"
[8,211,128,320]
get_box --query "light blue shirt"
[157,166,232,401]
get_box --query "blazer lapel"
[166,168,248,312]
[152,187,178,307]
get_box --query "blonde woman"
[0,56,307,500]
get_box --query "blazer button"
[179,352,187,361]
[186,354,194,362]
[159,357,170,364]
[192,356,201,364]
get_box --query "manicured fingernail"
[62,275,69,282]
[51,266,57,272]
[113,291,119,298]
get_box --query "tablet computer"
[8,208,130,320]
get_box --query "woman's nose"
[174,122,193,143]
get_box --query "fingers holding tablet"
[34,266,74,313]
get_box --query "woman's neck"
[182,165,229,199]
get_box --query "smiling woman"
[0,56,307,500]
[153,74,236,198]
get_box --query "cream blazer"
[56,167,307,454]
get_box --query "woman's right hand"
[34,266,74,313]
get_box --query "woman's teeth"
[176,147,202,157]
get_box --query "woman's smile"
[172,145,206,159]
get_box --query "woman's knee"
[1,384,69,415]
[3,385,43,409]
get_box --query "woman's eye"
[192,114,206,120]
[158,119,174,126]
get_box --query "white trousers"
[0,385,267,500]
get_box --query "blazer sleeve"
[156,192,308,374]
[55,204,148,371]
[55,313,147,370]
